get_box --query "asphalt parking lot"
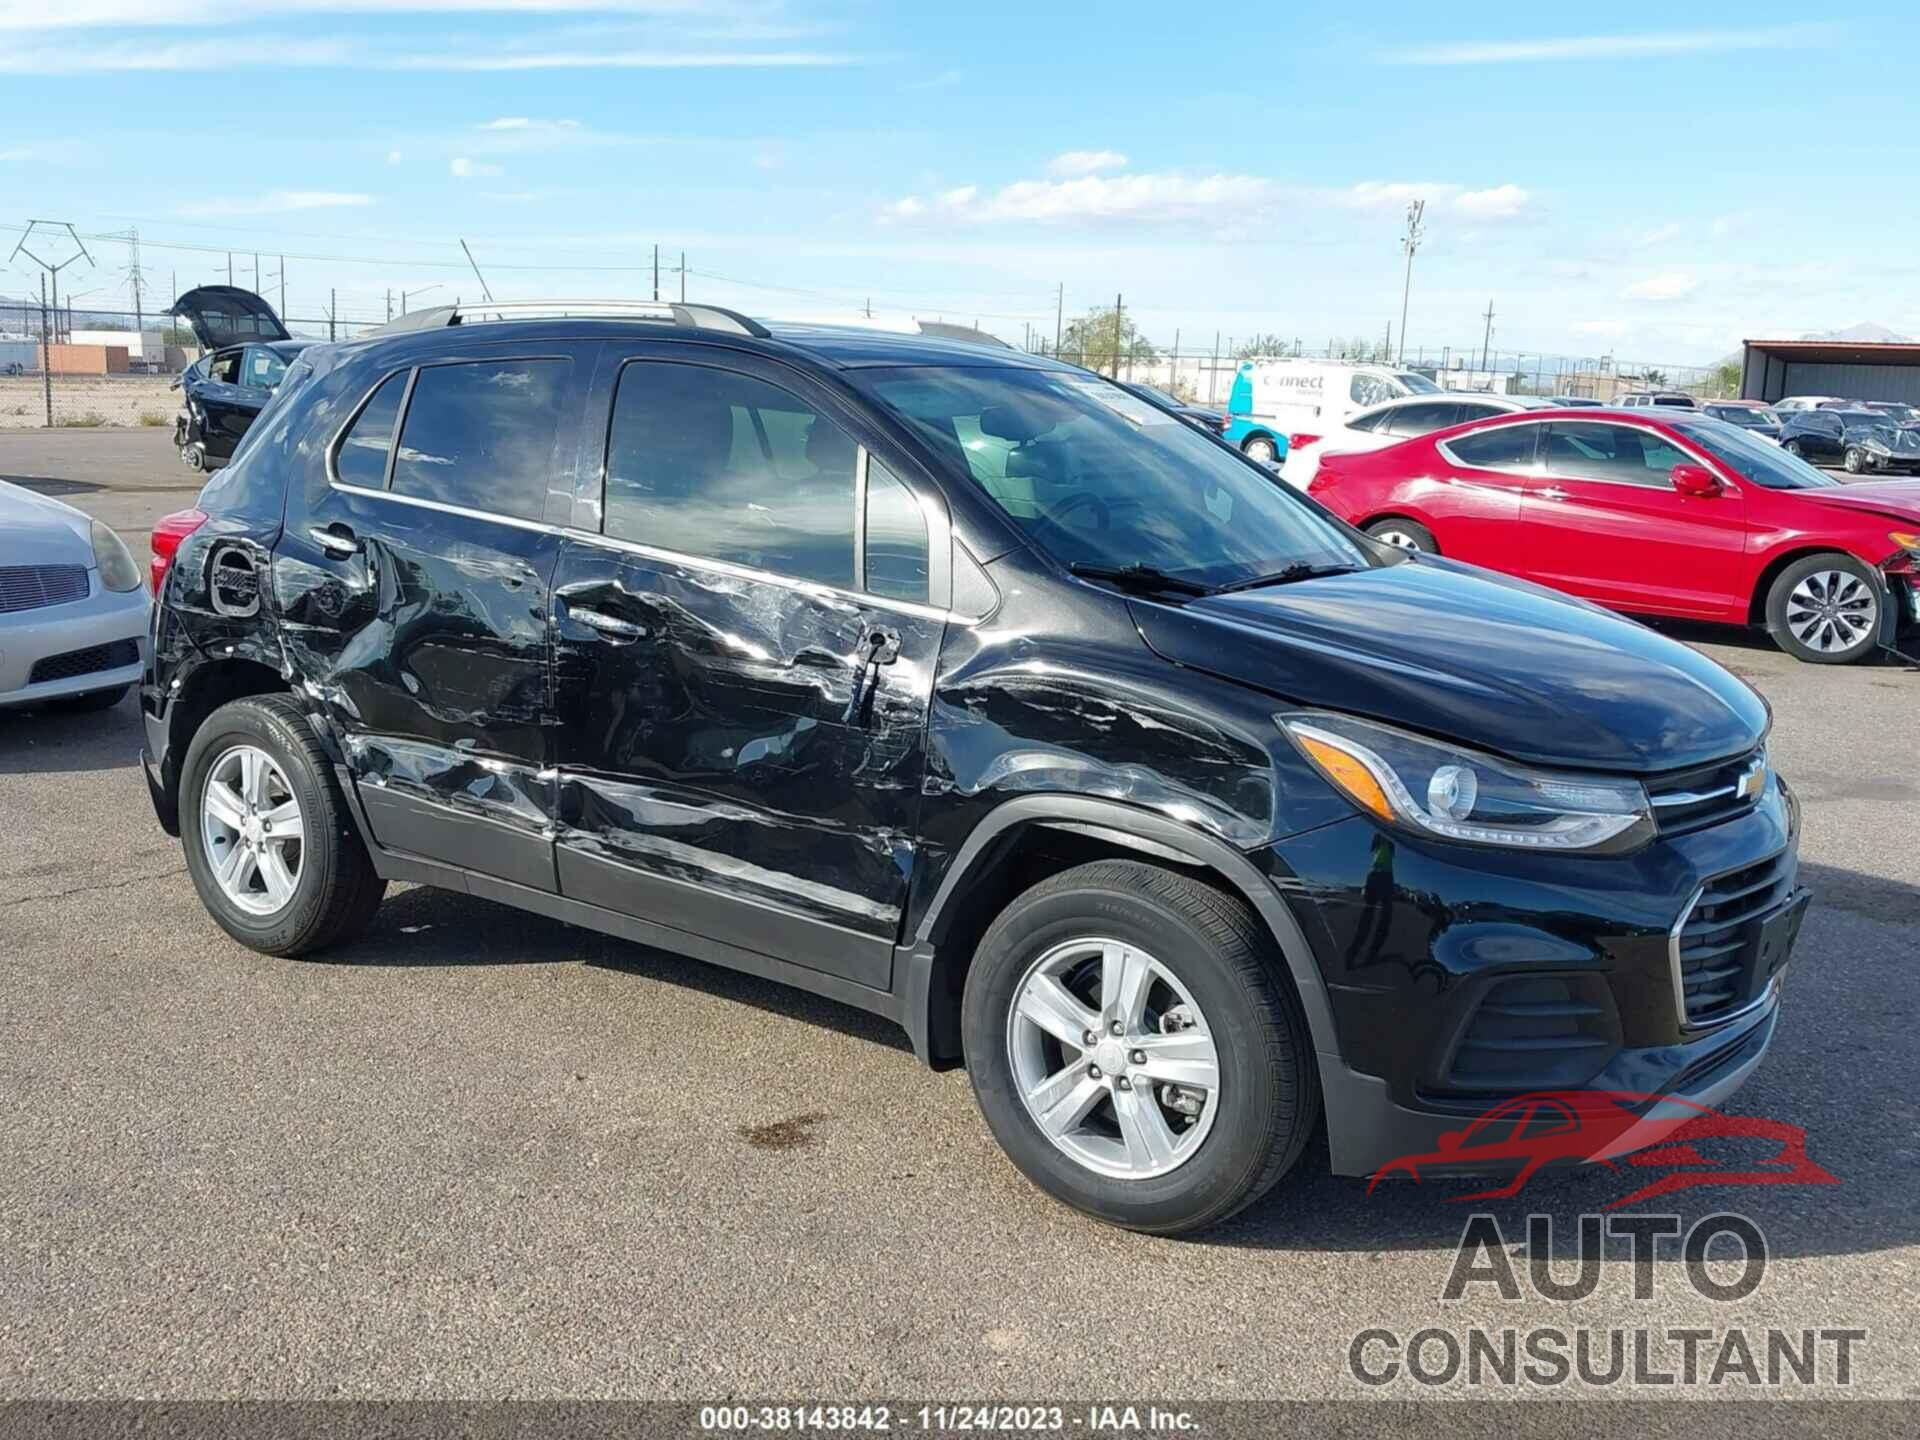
[2,429,1917,1402]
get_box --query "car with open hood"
[168,285,311,471]
[1779,406,1920,475]
[141,302,1806,1235]
[1309,406,1920,664]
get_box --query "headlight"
[89,520,145,593]
[1279,712,1654,853]
[1890,531,1920,555]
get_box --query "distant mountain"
[1800,322,1911,343]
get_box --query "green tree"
[1056,306,1159,376]
[1714,361,1742,397]
[1234,333,1291,360]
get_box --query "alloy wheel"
[1374,529,1422,550]
[1006,937,1221,1180]
[1786,570,1877,655]
[200,745,305,915]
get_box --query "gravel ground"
[1,430,1916,1404]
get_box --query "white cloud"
[450,156,502,178]
[0,0,740,29]
[1453,183,1529,220]
[0,36,865,73]
[1570,320,1628,338]
[1338,180,1533,221]
[1383,23,1839,66]
[1622,270,1699,301]
[179,190,373,216]
[1047,150,1128,178]
[386,148,403,164]
[885,171,1279,226]
[1631,222,1683,248]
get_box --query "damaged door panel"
[549,349,944,989]
[274,345,591,890]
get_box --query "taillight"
[1290,433,1322,451]
[150,508,208,595]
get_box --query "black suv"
[142,303,1807,1235]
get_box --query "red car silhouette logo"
[1368,1090,1838,1207]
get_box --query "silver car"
[0,480,150,711]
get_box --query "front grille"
[1647,748,1763,836]
[1441,974,1620,1092]
[27,638,139,685]
[0,564,88,614]
[1672,850,1797,1025]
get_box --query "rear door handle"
[309,525,359,557]
[1538,487,1572,501]
[566,605,648,641]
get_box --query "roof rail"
[371,299,771,339]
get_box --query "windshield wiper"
[1212,562,1360,594]
[1068,562,1214,597]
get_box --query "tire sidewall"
[1243,436,1277,463]
[963,882,1290,1232]
[180,700,342,949]
[1844,447,1862,473]
[1367,519,1435,553]
[1767,554,1880,665]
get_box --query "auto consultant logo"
[1366,1089,1839,1208]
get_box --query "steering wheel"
[1044,490,1111,530]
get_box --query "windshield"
[1708,405,1780,429]
[1837,410,1893,429]
[1670,417,1840,490]
[1395,371,1441,394]
[850,365,1368,587]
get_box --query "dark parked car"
[141,302,1804,1235]
[1702,400,1784,443]
[1780,407,1920,473]
[169,285,310,470]
[1121,381,1226,435]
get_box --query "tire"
[1766,553,1882,665]
[179,694,386,956]
[53,684,129,712]
[1843,447,1864,474]
[961,859,1318,1236]
[1783,439,1805,459]
[1242,435,1279,464]
[1365,518,1438,553]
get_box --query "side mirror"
[1671,463,1723,498]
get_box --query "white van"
[1222,358,1443,462]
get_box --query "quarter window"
[604,361,858,590]
[1351,373,1397,409]
[1545,422,1685,487]
[1445,424,1538,470]
[334,372,407,489]
[864,459,928,604]
[389,358,569,522]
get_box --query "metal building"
[1741,338,1920,406]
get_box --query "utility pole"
[385,289,393,323]
[652,244,659,302]
[1480,299,1496,373]
[8,220,92,351]
[124,228,145,334]
[1112,293,1124,378]
[279,257,286,319]
[679,251,686,302]
[1054,282,1064,357]
[227,253,233,286]
[328,288,337,341]
[1396,198,1424,365]
[253,254,260,292]
[459,238,496,302]
[39,275,51,427]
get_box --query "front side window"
[389,357,568,522]
[244,347,288,390]
[1445,423,1539,471]
[849,365,1365,589]
[334,372,407,488]
[208,350,242,385]
[1545,422,1684,488]
[603,361,857,589]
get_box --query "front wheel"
[1365,518,1437,553]
[1783,439,1804,459]
[1242,435,1278,464]
[1843,446,1865,474]
[961,860,1318,1235]
[1767,554,1881,664]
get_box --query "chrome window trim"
[328,480,563,538]
[1436,417,1728,491]
[1434,418,1551,474]
[1667,843,1791,1033]
[852,446,870,592]
[324,365,415,491]
[560,525,965,626]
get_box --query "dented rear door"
[275,342,592,892]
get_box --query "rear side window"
[1383,401,1460,437]
[864,459,928,603]
[1347,409,1389,433]
[389,358,568,522]
[334,372,407,489]
[1446,424,1538,470]
[604,361,858,589]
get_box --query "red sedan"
[1308,406,1920,664]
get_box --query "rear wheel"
[180,695,385,955]
[1365,518,1437,553]
[1767,554,1881,665]
[961,860,1318,1235]
[1242,435,1278,464]
[1783,439,1805,459]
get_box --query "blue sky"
[3,1,1916,364]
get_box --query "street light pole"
[1397,199,1424,367]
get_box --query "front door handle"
[309,524,359,557]
[1538,487,1572,501]
[566,604,648,641]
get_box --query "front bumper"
[0,581,150,707]
[1263,774,1803,1178]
